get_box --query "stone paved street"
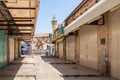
[0,54,117,80]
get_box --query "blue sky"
[35,0,82,34]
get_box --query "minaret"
[51,15,57,34]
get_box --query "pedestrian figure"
[46,45,49,56]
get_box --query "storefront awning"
[0,0,39,38]
[65,0,120,35]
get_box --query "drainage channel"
[49,62,76,64]
[0,75,36,80]
[10,62,34,65]
[41,56,59,58]
[0,75,35,77]
[60,74,102,78]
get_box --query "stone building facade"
[52,0,120,79]
[31,33,50,53]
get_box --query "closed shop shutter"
[15,39,18,59]
[59,41,63,58]
[80,25,97,70]
[110,8,120,79]
[0,30,7,68]
[9,37,15,62]
[66,36,75,61]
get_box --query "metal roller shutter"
[80,25,98,70]
[0,30,7,68]
[110,8,120,79]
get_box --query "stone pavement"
[0,54,117,80]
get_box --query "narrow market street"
[1,0,120,80]
[0,53,116,80]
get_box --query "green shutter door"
[3,31,7,66]
[0,30,7,68]
[0,31,4,68]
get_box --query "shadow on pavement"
[0,55,35,80]
[0,57,24,80]
[41,55,116,80]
